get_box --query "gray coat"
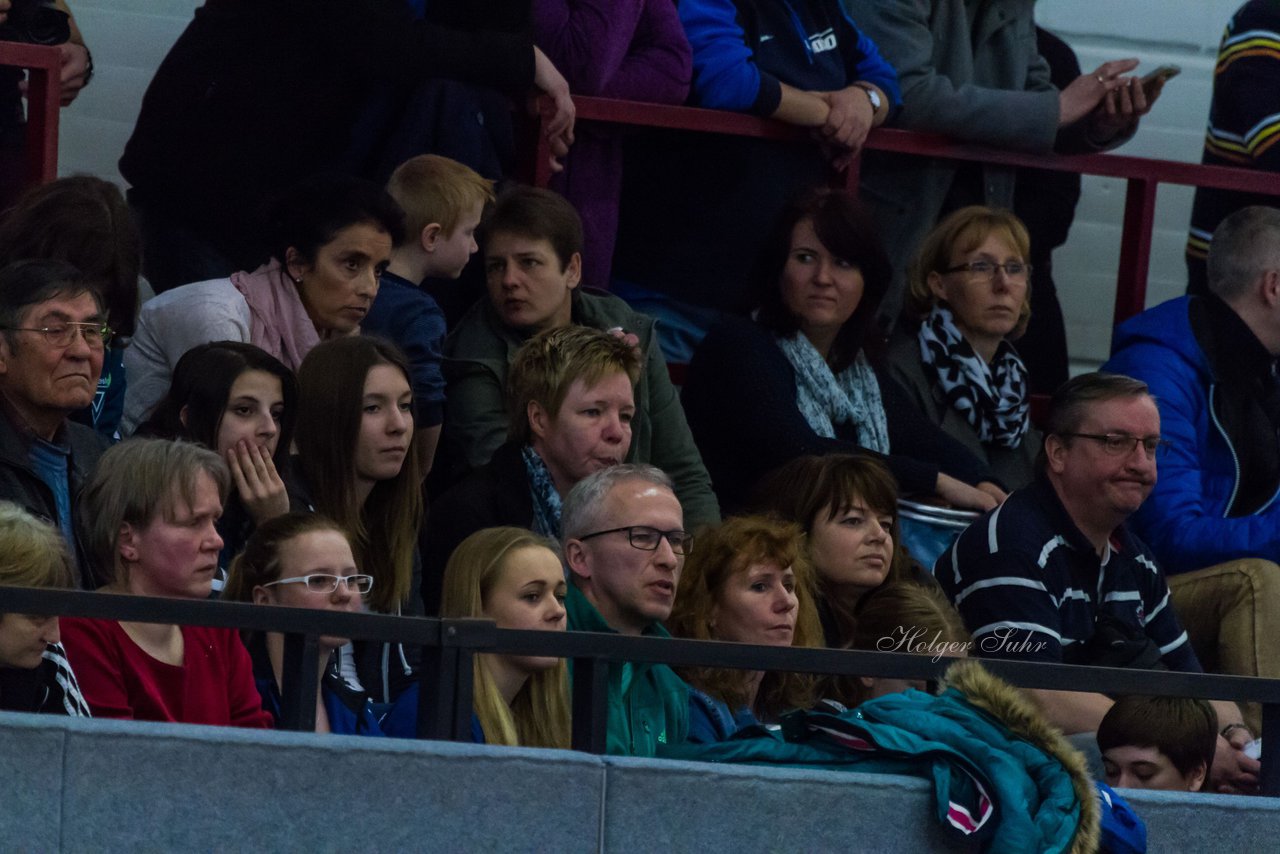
[887,329,1040,490]
[850,0,1112,321]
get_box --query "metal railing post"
[1262,702,1280,796]
[1113,176,1158,330]
[571,656,610,754]
[279,631,320,732]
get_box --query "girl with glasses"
[890,206,1041,490]
[139,342,297,581]
[440,527,570,748]
[223,512,388,736]
[292,337,423,704]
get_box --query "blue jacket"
[1104,296,1280,573]
[679,0,900,115]
[362,271,447,429]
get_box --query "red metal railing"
[532,95,1280,327]
[0,41,62,188]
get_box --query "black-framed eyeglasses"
[3,321,114,349]
[941,260,1031,281]
[1059,432,1170,458]
[577,525,693,556]
[263,573,375,595]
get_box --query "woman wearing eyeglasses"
[59,438,273,727]
[223,513,387,736]
[682,188,1002,513]
[888,206,1042,490]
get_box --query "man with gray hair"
[0,260,109,587]
[1105,205,1280,730]
[562,464,689,756]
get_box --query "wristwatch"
[858,84,882,114]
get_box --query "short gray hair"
[79,438,230,587]
[562,464,674,540]
[1207,206,1280,301]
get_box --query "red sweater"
[60,618,272,728]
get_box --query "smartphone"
[1141,64,1181,98]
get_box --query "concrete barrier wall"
[2,714,1277,852]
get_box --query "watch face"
[866,88,882,110]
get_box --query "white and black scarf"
[776,333,890,453]
[917,303,1029,449]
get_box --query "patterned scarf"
[776,333,889,453]
[917,303,1029,449]
[521,445,563,538]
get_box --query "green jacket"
[442,288,720,531]
[565,584,689,757]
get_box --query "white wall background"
[56,0,1250,365]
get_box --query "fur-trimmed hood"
[940,659,1100,853]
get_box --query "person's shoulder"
[443,298,506,357]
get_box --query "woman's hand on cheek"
[227,441,290,525]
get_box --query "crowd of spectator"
[0,2,1275,836]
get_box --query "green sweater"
[565,584,689,757]
[442,289,720,531]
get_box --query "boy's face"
[430,200,484,279]
[1103,745,1205,792]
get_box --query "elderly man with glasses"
[0,259,109,586]
[562,463,690,756]
[939,372,1260,794]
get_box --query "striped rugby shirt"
[937,475,1201,672]
[1187,0,1280,293]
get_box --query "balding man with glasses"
[0,259,109,587]
[939,372,1260,793]
[562,464,689,756]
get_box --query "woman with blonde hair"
[440,526,571,748]
[59,439,272,726]
[668,515,824,742]
[890,205,1041,489]
[0,502,89,715]
[840,581,971,707]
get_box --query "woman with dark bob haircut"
[749,453,935,649]
[291,336,423,703]
[139,341,298,576]
[682,187,1002,512]
[122,172,405,434]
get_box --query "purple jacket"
[532,0,692,288]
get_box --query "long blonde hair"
[440,527,571,748]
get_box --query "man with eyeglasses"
[940,372,1260,794]
[562,463,689,756]
[0,259,109,585]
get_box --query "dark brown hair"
[1097,695,1217,780]
[753,188,893,371]
[295,337,422,613]
[0,176,141,336]
[481,185,583,271]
